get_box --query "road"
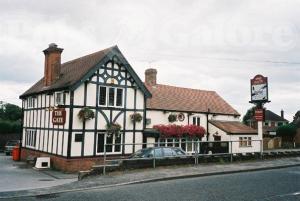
[6,166,300,201]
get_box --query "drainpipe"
[206,108,210,141]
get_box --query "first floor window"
[99,87,107,106]
[99,86,123,107]
[97,133,122,154]
[55,92,65,106]
[193,117,200,126]
[239,137,252,147]
[108,88,115,106]
[28,97,36,108]
[25,129,36,147]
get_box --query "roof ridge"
[61,45,116,67]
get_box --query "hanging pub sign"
[254,109,265,121]
[52,109,66,125]
[250,74,269,103]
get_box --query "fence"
[102,139,263,175]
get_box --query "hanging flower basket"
[168,114,177,123]
[78,107,95,121]
[153,124,205,139]
[130,113,143,123]
[106,123,121,137]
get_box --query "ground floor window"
[239,137,252,147]
[25,129,36,148]
[97,133,122,154]
[158,138,200,153]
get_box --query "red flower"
[153,124,205,138]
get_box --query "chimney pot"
[281,109,284,119]
[43,43,63,86]
[145,68,157,86]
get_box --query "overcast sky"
[0,0,299,121]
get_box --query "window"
[99,87,107,105]
[74,133,83,142]
[108,88,115,106]
[264,122,269,126]
[28,97,36,108]
[116,88,123,106]
[98,86,123,107]
[239,137,252,147]
[193,117,200,126]
[158,138,200,153]
[97,133,122,154]
[277,122,283,126]
[55,92,65,106]
[25,129,36,147]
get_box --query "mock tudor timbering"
[20,44,258,172]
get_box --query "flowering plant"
[130,113,143,123]
[106,123,121,137]
[153,124,205,139]
[78,107,95,121]
[168,114,177,123]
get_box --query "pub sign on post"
[250,74,269,103]
[52,109,66,125]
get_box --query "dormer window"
[28,97,36,108]
[55,92,65,106]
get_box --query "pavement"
[0,156,300,199]
[0,153,77,193]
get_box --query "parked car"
[129,147,187,159]
[4,140,20,156]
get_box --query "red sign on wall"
[52,109,66,125]
[254,109,264,121]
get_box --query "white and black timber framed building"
[20,44,259,172]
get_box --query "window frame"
[239,137,252,147]
[96,132,123,155]
[98,86,124,108]
[25,129,36,148]
[192,116,201,126]
[55,91,65,106]
[28,97,36,109]
[158,138,200,154]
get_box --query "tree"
[276,123,297,142]
[0,103,22,121]
[242,106,256,125]
[0,103,22,134]
[292,111,300,128]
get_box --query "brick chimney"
[281,109,284,119]
[145,68,157,86]
[43,43,63,86]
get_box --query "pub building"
[20,44,259,172]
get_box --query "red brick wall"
[20,148,107,173]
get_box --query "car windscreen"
[173,148,185,155]
[131,149,152,158]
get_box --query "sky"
[0,0,299,121]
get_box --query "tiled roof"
[20,46,113,97]
[265,110,288,122]
[146,84,240,116]
[209,120,257,134]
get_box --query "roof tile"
[146,84,240,116]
